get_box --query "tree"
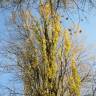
[0,0,95,96]
[0,0,96,11]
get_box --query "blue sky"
[81,12,96,45]
[0,8,96,95]
[0,11,23,95]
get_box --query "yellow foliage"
[40,3,51,19]
[64,30,71,56]
[68,58,81,96]
[47,63,57,79]
[53,15,61,34]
